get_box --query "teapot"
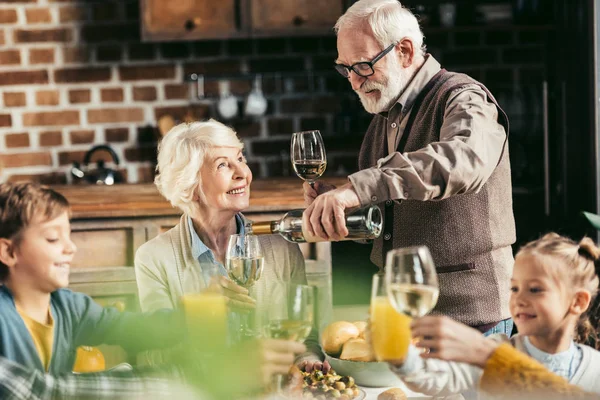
[71,145,123,185]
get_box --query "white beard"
[356,58,408,114]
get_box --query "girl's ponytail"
[575,237,600,350]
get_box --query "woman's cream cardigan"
[134,214,319,363]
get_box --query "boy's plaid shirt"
[0,356,193,400]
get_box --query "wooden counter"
[53,177,349,219]
[56,177,346,301]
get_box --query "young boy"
[0,182,186,375]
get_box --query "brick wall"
[0,0,550,184]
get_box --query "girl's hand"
[207,275,256,311]
[410,316,499,368]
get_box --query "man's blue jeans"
[482,318,514,337]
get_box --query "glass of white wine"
[263,283,314,393]
[291,130,327,188]
[384,246,443,381]
[384,246,439,318]
[263,283,314,342]
[225,234,264,338]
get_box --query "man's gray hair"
[334,0,426,57]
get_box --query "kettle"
[71,145,123,185]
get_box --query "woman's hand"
[410,316,499,368]
[207,275,256,311]
[303,181,337,207]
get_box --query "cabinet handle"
[293,16,307,26]
[184,18,202,31]
[542,81,550,217]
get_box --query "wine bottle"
[248,205,382,243]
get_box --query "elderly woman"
[134,119,321,369]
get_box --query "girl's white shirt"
[391,334,600,399]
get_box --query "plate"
[283,387,366,400]
[325,354,403,387]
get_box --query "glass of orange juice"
[180,292,228,351]
[369,273,412,364]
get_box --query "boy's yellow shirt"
[16,307,54,372]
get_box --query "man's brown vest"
[358,70,516,326]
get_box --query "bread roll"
[339,338,374,362]
[377,388,407,400]
[352,320,368,339]
[321,321,360,356]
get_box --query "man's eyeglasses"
[334,43,397,78]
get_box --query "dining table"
[360,382,430,399]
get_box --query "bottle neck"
[250,220,278,235]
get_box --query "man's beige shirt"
[349,55,507,205]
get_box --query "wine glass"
[383,246,443,380]
[262,283,315,392]
[291,130,327,188]
[263,283,314,342]
[384,246,439,318]
[225,234,264,338]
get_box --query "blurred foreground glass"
[385,246,439,318]
[180,292,228,350]
[369,273,411,363]
[263,283,314,342]
[263,283,315,392]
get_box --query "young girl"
[392,233,600,397]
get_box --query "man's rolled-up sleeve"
[349,84,507,205]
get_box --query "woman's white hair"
[334,0,426,57]
[154,119,243,215]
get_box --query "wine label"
[250,221,275,235]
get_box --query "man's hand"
[410,316,499,368]
[207,275,255,311]
[303,181,337,207]
[303,182,361,241]
[258,339,307,387]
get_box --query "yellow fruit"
[73,346,105,373]
[321,321,360,356]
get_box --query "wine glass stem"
[309,181,315,189]
[241,310,255,339]
[272,373,285,393]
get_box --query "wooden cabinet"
[141,0,242,41]
[140,0,344,41]
[251,0,343,35]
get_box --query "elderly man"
[304,0,515,335]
